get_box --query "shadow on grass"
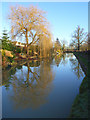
[69,76,89,118]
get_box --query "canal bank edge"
[69,51,90,118]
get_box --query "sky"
[0,2,88,46]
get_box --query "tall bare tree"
[71,25,87,51]
[9,5,52,56]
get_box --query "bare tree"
[9,5,52,56]
[71,25,88,51]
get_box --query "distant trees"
[70,25,88,51]
[61,39,66,51]
[9,5,53,57]
[54,38,61,53]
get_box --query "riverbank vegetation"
[9,5,53,57]
[1,29,63,69]
[1,5,64,69]
[1,5,89,70]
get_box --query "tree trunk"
[78,39,80,51]
[26,63,30,84]
[25,29,29,55]
[40,41,42,58]
[40,47,42,58]
[78,28,80,51]
[34,44,36,56]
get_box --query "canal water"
[2,53,85,118]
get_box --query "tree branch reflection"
[69,58,84,79]
[61,53,68,66]
[55,55,62,67]
[9,59,55,110]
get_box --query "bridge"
[63,49,89,53]
[63,49,77,53]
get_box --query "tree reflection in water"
[2,66,17,90]
[8,59,55,110]
[61,53,68,66]
[69,57,84,79]
[54,53,68,67]
[66,53,73,58]
[55,55,62,67]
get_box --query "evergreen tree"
[2,30,9,50]
[2,30,15,51]
[54,38,61,51]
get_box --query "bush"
[6,57,14,63]
[2,50,5,56]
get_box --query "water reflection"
[3,59,55,110]
[2,67,17,90]
[2,54,86,118]
[69,57,84,79]
[61,53,68,66]
[55,55,62,67]
[67,53,73,58]
[54,53,68,67]
[69,54,88,118]
[70,76,88,118]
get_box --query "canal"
[2,53,85,118]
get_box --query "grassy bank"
[69,51,89,118]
